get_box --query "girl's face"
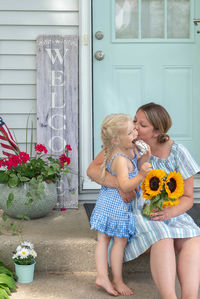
[118,120,138,149]
[133,109,156,144]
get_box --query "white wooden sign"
[36,35,78,208]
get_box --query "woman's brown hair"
[137,102,172,143]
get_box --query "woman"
[87,102,200,299]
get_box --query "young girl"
[90,113,151,296]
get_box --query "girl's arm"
[87,151,137,201]
[114,156,151,193]
[151,176,193,221]
[87,150,119,188]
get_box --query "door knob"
[95,31,104,40]
[95,50,105,61]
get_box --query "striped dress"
[108,142,200,262]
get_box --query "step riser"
[1,241,150,273]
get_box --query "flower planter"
[14,261,36,283]
[0,182,57,219]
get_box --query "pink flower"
[19,152,30,163]
[35,144,48,154]
[65,144,72,151]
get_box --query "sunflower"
[162,199,180,208]
[165,171,184,199]
[141,169,167,199]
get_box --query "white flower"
[30,249,37,258]
[21,241,34,249]
[18,247,29,259]
[16,245,22,252]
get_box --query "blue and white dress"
[108,142,200,262]
[90,153,139,240]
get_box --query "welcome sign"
[36,35,78,208]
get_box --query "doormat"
[83,203,95,221]
[84,203,200,226]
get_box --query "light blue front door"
[93,0,200,164]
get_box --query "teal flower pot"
[14,261,36,283]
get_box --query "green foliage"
[0,146,72,209]
[0,259,16,299]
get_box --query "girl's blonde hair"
[101,113,132,178]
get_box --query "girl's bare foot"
[112,281,134,296]
[96,277,119,296]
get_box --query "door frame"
[79,0,100,197]
[79,0,200,202]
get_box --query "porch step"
[8,271,174,299]
[0,206,150,273]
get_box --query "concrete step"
[0,205,150,273]
[8,271,182,299]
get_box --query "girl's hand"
[142,145,151,161]
[139,162,152,178]
[118,188,138,203]
[150,207,175,221]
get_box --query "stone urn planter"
[0,182,57,219]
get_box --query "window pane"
[168,0,190,38]
[115,0,138,39]
[141,0,164,38]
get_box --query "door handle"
[95,50,105,61]
[193,19,200,25]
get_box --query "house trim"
[79,0,100,201]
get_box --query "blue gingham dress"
[108,142,200,262]
[90,153,139,240]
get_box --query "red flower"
[65,144,72,151]
[3,155,22,169]
[59,154,71,168]
[19,152,30,163]
[35,144,48,154]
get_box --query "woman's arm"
[86,150,119,188]
[151,176,193,221]
[87,150,138,201]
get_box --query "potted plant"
[11,241,37,283]
[0,144,72,219]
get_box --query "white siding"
[0,0,79,152]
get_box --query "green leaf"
[8,175,19,188]
[6,193,14,209]
[0,172,9,184]
[0,266,14,279]
[0,273,16,290]
[0,288,9,299]
[142,204,151,218]
[2,213,8,222]
[0,284,11,295]
[16,214,30,220]
[25,198,33,206]
[19,176,30,182]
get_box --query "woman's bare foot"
[112,280,134,296]
[96,277,119,296]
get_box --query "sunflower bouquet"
[141,169,184,218]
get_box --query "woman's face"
[133,109,156,144]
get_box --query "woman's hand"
[118,188,138,203]
[150,207,175,221]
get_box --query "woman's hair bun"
[157,133,170,144]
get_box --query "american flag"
[0,117,20,157]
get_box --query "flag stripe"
[0,116,19,157]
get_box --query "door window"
[115,0,191,40]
